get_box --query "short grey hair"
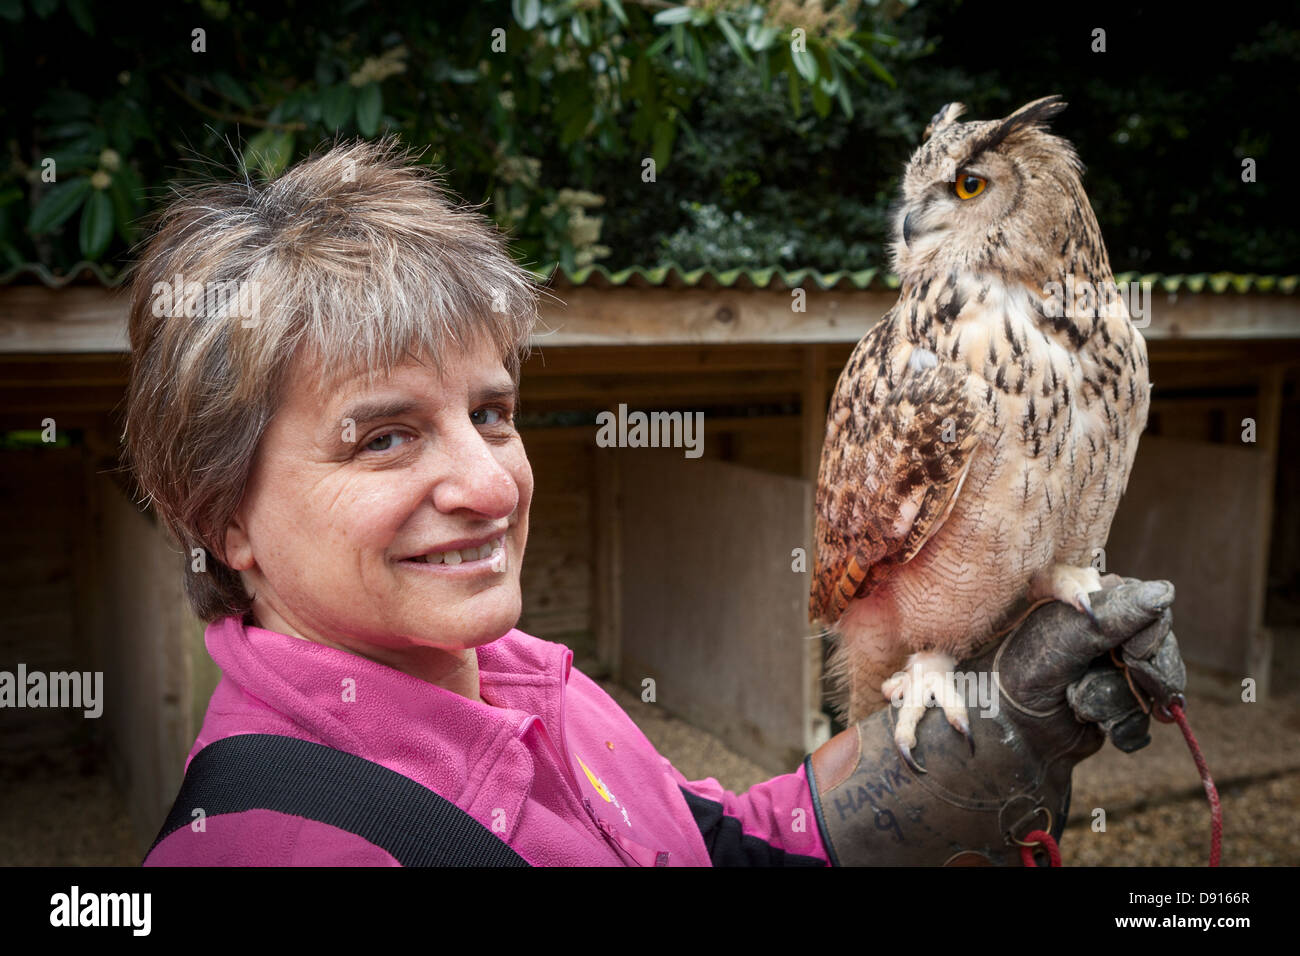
[122,137,538,623]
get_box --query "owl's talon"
[1030,565,1105,628]
[898,741,927,775]
[1077,590,1100,630]
[946,712,975,754]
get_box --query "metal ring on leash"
[1010,806,1053,846]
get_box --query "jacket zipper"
[522,713,647,865]
[539,656,669,865]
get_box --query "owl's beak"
[902,210,916,247]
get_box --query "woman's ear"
[223,508,255,572]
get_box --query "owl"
[810,96,1150,771]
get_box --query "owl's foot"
[1029,564,1103,628]
[881,651,971,774]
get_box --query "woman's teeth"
[408,538,504,565]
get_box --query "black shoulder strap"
[147,733,529,867]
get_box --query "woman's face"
[223,338,532,671]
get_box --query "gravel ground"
[0,743,138,866]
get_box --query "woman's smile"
[397,532,510,572]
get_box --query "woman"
[133,139,1183,866]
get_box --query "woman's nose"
[430,422,518,518]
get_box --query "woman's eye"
[471,407,505,426]
[955,173,987,200]
[364,431,409,452]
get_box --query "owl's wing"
[810,322,985,626]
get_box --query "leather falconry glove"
[804,577,1185,866]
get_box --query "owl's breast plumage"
[924,274,1149,586]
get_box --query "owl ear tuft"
[1001,95,1068,137]
[924,103,966,141]
[967,95,1069,157]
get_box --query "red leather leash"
[1019,698,1221,867]
[1166,701,1223,866]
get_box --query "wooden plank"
[520,371,801,406]
[525,344,807,374]
[801,346,827,483]
[0,287,129,352]
[9,285,1297,352]
[1105,436,1271,680]
[1245,367,1283,696]
[593,449,622,677]
[800,345,830,748]
[620,455,814,772]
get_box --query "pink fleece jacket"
[143,616,831,866]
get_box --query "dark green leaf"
[835,73,853,117]
[645,32,672,58]
[31,0,56,18]
[66,0,95,33]
[629,51,649,93]
[685,30,706,78]
[860,51,895,88]
[811,43,834,88]
[212,72,253,110]
[355,84,382,136]
[45,150,99,171]
[827,46,862,82]
[321,84,354,129]
[791,45,817,83]
[571,11,590,46]
[652,6,693,26]
[512,0,539,30]
[243,130,295,178]
[79,189,113,259]
[108,168,141,244]
[560,104,594,145]
[651,118,676,169]
[811,76,830,118]
[29,178,92,234]
[715,15,753,67]
[0,0,22,23]
[35,91,95,120]
[746,23,778,51]
[602,0,628,26]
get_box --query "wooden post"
[802,346,828,484]
[1246,366,1283,697]
[593,448,623,680]
[802,345,831,750]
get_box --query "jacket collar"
[203,616,574,800]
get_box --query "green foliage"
[1,0,896,277]
[1,0,1293,279]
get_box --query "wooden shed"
[1,264,1297,857]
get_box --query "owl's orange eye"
[955,173,987,200]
